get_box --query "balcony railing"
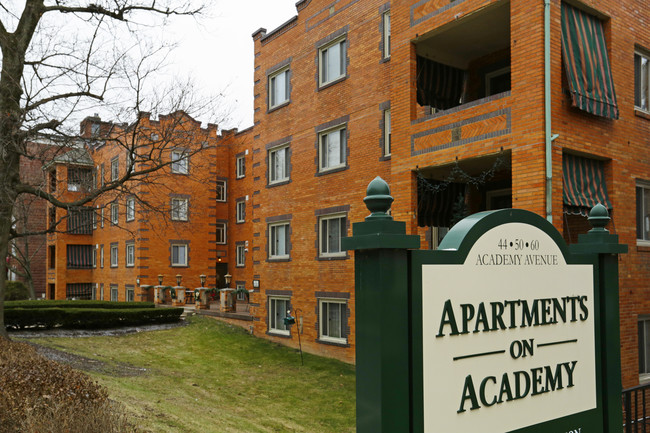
[624,382,650,432]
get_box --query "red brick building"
[237,0,650,383]
[45,0,649,389]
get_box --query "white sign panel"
[422,223,596,433]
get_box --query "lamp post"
[155,274,165,304]
[224,273,232,288]
[176,274,182,286]
[158,274,163,285]
[200,274,207,287]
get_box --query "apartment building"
[44,0,649,388]
[45,111,234,303]
[236,0,650,383]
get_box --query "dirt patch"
[30,343,148,377]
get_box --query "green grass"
[26,315,356,433]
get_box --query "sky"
[164,0,298,130]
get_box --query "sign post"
[344,177,626,433]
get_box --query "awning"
[416,56,467,111]
[417,177,467,227]
[563,153,612,216]
[67,245,94,269]
[561,3,618,119]
[66,283,93,299]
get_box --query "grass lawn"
[25,315,356,433]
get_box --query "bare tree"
[0,1,215,338]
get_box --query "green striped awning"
[563,153,612,215]
[561,3,618,119]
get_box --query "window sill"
[267,179,291,188]
[380,154,391,162]
[236,176,246,180]
[637,240,650,252]
[267,257,291,262]
[171,265,189,268]
[380,56,390,64]
[317,338,349,347]
[267,330,291,339]
[171,172,189,176]
[318,75,347,92]
[316,165,348,177]
[268,101,290,114]
[635,108,650,121]
[317,254,349,261]
[640,373,650,384]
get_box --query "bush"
[5,281,29,301]
[5,300,155,310]
[5,307,184,330]
[0,338,137,433]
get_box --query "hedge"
[5,300,155,310]
[5,307,183,330]
[5,281,29,301]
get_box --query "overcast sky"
[165,0,298,130]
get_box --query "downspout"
[544,0,559,223]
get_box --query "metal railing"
[184,290,195,305]
[624,382,650,432]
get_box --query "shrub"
[5,300,155,310]
[5,307,184,330]
[0,338,137,433]
[5,281,29,301]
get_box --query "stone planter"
[154,287,166,304]
[195,288,209,310]
[220,288,235,312]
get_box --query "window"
[126,286,135,302]
[269,145,289,184]
[49,170,57,193]
[236,156,245,178]
[171,243,188,266]
[110,244,118,268]
[216,222,227,244]
[171,150,189,174]
[100,164,105,187]
[383,11,391,59]
[126,242,135,267]
[91,123,100,137]
[236,283,247,301]
[269,297,290,336]
[111,202,118,225]
[110,284,118,302]
[640,317,650,378]
[319,299,347,344]
[319,214,346,257]
[67,168,92,192]
[126,151,135,174]
[236,200,245,223]
[92,284,97,300]
[319,126,346,172]
[49,207,56,230]
[269,222,290,259]
[384,109,391,156]
[126,197,135,222]
[319,37,346,86]
[92,247,97,268]
[93,207,98,229]
[48,245,55,269]
[67,207,94,234]
[636,50,650,112]
[269,67,290,109]
[485,66,511,97]
[111,157,119,181]
[100,207,104,228]
[171,198,188,221]
[100,283,104,300]
[637,181,650,244]
[100,245,104,268]
[236,244,246,267]
[216,180,227,202]
[66,245,93,269]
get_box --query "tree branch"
[43,3,203,22]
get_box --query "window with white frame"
[319,214,346,257]
[637,181,650,244]
[269,145,289,184]
[100,207,104,228]
[319,299,347,344]
[92,284,97,300]
[171,150,189,174]
[126,242,135,267]
[236,244,245,267]
[319,126,346,172]
[216,180,227,202]
[126,151,135,174]
[111,202,118,225]
[171,243,188,267]
[236,282,247,301]
[383,11,391,59]
[100,245,104,268]
[126,286,135,302]
[636,50,650,112]
[639,317,650,378]
[268,297,290,335]
[269,67,290,109]
[216,222,227,244]
[110,284,118,302]
[110,244,118,267]
[384,109,391,156]
[319,37,346,86]
[93,207,98,229]
[236,200,245,223]
[269,222,290,259]
[171,198,188,221]
[111,157,119,181]
[126,197,135,222]
[92,248,97,268]
[236,155,245,178]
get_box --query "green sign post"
[343,177,626,433]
